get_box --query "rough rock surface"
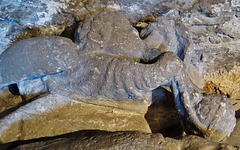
[1,131,238,150]
[180,0,240,99]
[0,0,76,54]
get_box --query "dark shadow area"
[140,50,166,64]
[132,14,157,40]
[8,84,20,95]
[236,109,240,118]
[60,22,78,42]
[145,86,183,137]
[140,54,162,64]
[159,124,183,138]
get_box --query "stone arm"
[44,52,183,101]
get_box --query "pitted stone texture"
[43,52,183,103]
[0,36,80,85]
[181,0,240,99]
[0,36,185,143]
[106,0,196,23]
[75,10,193,61]
[75,10,146,58]
[0,33,236,143]
[0,3,238,143]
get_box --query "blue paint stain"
[23,70,64,82]
[0,18,37,25]
[0,17,19,24]
[56,9,61,14]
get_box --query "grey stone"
[75,10,146,58]
[0,36,81,85]
[75,10,192,61]
[74,11,236,141]
[180,0,240,99]
[18,78,48,100]
[140,15,193,60]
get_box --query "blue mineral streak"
[0,17,19,24]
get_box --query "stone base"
[0,94,151,144]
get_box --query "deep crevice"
[132,14,158,40]
[140,52,165,64]
[139,55,161,64]
[60,22,79,42]
[8,84,20,95]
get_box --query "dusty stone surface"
[0,36,80,86]
[0,0,76,54]
[2,131,238,150]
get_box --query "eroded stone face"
[75,10,146,58]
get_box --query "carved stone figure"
[0,10,236,143]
